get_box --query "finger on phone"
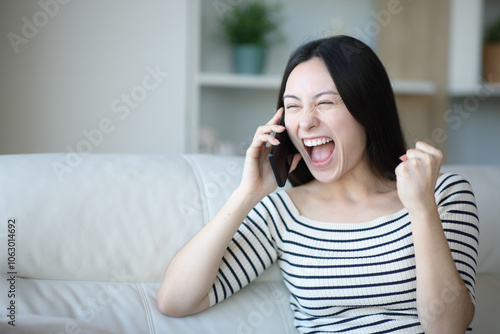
[272,124,285,133]
[268,107,284,125]
[259,133,279,146]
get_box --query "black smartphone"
[268,113,297,187]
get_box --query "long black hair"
[277,35,407,186]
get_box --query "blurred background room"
[0,0,499,164]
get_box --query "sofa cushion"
[0,273,297,334]
[0,155,498,333]
[473,273,500,333]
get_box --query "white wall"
[0,0,189,155]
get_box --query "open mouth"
[303,137,335,166]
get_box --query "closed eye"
[320,96,343,106]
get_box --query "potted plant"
[219,1,284,74]
[483,17,500,83]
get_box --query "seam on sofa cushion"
[182,155,209,223]
[136,282,156,334]
[266,282,296,334]
[277,299,296,333]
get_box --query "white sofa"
[0,153,498,334]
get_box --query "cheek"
[341,123,367,157]
[343,120,366,141]
[284,115,298,136]
[329,110,364,137]
[284,112,297,125]
[284,116,303,150]
[326,113,367,154]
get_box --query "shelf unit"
[448,0,500,97]
[197,73,437,96]
[188,0,385,154]
[449,83,500,98]
[186,0,497,155]
[196,73,281,89]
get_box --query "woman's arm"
[396,141,475,333]
[408,204,475,333]
[157,108,299,317]
[156,188,261,317]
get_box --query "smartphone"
[268,113,297,187]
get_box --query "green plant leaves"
[220,1,284,46]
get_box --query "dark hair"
[277,35,407,186]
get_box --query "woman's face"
[283,57,368,183]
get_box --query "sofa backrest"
[0,154,249,282]
[441,165,500,274]
[0,154,498,283]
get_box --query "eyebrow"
[283,90,339,101]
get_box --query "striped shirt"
[208,173,479,333]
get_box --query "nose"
[298,107,320,131]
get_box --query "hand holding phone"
[268,113,297,187]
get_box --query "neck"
[312,158,395,202]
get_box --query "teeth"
[303,138,332,147]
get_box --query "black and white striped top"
[208,173,479,333]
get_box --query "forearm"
[410,208,474,333]
[157,187,260,317]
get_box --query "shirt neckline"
[277,173,450,228]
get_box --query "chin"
[312,173,340,184]
[304,161,342,184]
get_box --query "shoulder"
[265,190,291,211]
[434,172,477,209]
[250,190,290,218]
[245,191,297,238]
[434,173,479,254]
[435,173,474,196]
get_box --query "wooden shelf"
[197,73,281,89]
[198,72,437,96]
[449,83,500,98]
[391,80,437,96]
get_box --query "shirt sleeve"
[435,173,480,305]
[208,198,279,306]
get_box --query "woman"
[157,35,479,333]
